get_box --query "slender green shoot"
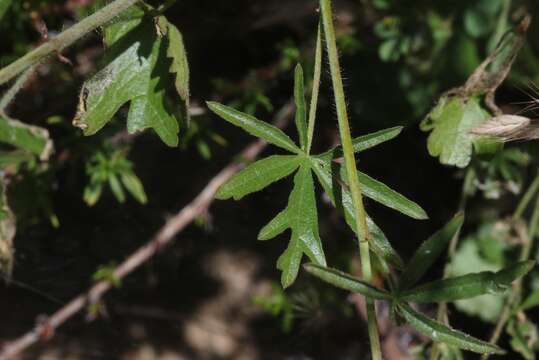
[319,0,381,358]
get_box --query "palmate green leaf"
[207,102,301,154]
[332,163,427,220]
[216,155,302,200]
[398,261,535,303]
[310,158,403,269]
[420,96,490,168]
[317,126,403,162]
[294,64,307,151]
[73,7,188,147]
[260,161,326,288]
[399,212,464,290]
[303,263,392,300]
[0,114,53,161]
[397,302,504,354]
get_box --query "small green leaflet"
[398,261,535,303]
[397,302,504,354]
[420,96,490,168]
[216,155,302,200]
[73,6,189,147]
[206,102,300,154]
[0,114,53,161]
[304,263,392,300]
[399,212,464,290]
[316,126,403,162]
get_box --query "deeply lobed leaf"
[399,212,464,290]
[304,263,392,300]
[397,302,504,354]
[276,162,326,287]
[216,155,302,200]
[73,7,188,147]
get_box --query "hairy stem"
[319,1,381,358]
[0,0,139,86]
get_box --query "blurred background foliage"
[1,0,539,359]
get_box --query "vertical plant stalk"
[306,24,322,154]
[0,0,139,86]
[319,1,382,358]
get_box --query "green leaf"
[317,126,403,162]
[520,289,539,311]
[157,17,190,102]
[399,212,464,290]
[330,164,426,220]
[258,208,289,241]
[73,8,186,147]
[397,302,504,354]
[121,173,148,204]
[0,114,53,160]
[420,96,490,168]
[108,173,126,203]
[207,101,301,154]
[310,159,403,269]
[304,263,392,300]
[494,260,535,285]
[357,170,427,219]
[275,162,326,288]
[216,155,302,200]
[448,238,504,323]
[398,261,534,303]
[294,64,307,150]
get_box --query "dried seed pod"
[469,115,537,141]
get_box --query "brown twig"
[0,100,294,360]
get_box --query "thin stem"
[306,24,322,154]
[0,65,36,113]
[513,173,539,220]
[0,0,139,86]
[319,1,381,359]
[429,167,474,360]
[481,171,539,360]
